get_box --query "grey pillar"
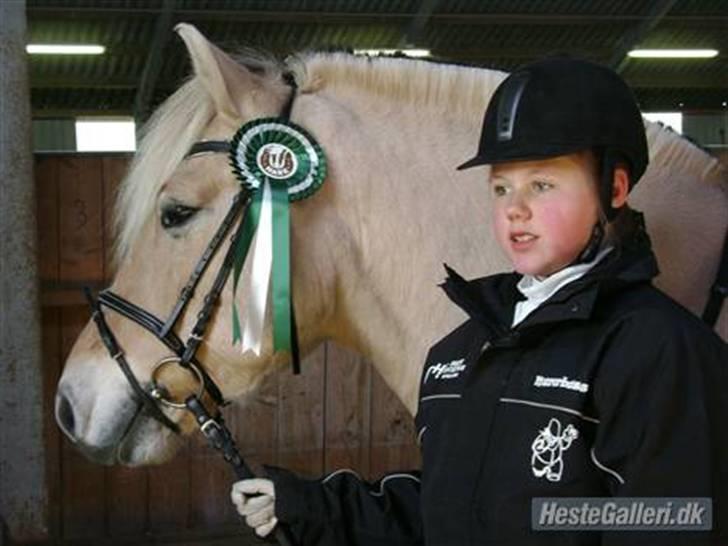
[0,0,49,542]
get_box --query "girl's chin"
[512,259,566,278]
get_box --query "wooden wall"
[35,154,420,545]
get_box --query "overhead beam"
[29,76,140,89]
[25,7,728,26]
[609,0,680,73]
[133,0,176,123]
[625,74,728,89]
[401,0,440,47]
[433,46,615,61]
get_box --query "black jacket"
[266,233,728,545]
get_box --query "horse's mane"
[643,121,726,191]
[289,52,507,117]
[115,51,726,263]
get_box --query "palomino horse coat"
[56,24,727,466]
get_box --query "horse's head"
[55,24,339,465]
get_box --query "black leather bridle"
[86,75,300,436]
[85,189,250,433]
[85,71,301,544]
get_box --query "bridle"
[85,73,302,546]
[85,189,249,433]
[86,74,300,436]
[85,93,301,545]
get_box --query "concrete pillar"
[0,0,49,542]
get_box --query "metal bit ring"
[150,356,205,409]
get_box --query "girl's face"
[489,153,601,277]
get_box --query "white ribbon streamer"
[241,181,273,355]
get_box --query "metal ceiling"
[26,0,728,119]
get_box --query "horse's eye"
[161,204,199,229]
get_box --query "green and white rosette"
[229,118,326,356]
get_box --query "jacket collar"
[440,220,659,338]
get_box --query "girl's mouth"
[510,232,538,250]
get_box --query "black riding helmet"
[458,56,649,223]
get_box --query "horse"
[55,23,727,467]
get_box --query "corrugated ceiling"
[26,0,728,118]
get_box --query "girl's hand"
[231,478,277,538]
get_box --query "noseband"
[87,75,300,434]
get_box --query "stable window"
[643,112,683,134]
[75,118,136,151]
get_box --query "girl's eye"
[533,180,553,192]
[492,184,508,197]
[160,203,199,229]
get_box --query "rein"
[86,74,301,546]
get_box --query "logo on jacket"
[531,418,579,482]
[533,375,589,393]
[424,358,466,383]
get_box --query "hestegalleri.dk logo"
[532,497,712,531]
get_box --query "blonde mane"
[644,121,727,190]
[115,51,726,263]
[290,52,507,118]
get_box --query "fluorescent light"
[27,44,105,55]
[75,119,136,152]
[643,112,683,134]
[354,48,431,58]
[628,49,718,59]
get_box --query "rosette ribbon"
[229,118,326,359]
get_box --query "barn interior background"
[1,1,726,545]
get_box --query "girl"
[231,57,728,545]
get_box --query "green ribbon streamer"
[270,180,291,352]
[231,189,263,344]
[231,180,292,354]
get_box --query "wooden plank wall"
[35,154,420,545]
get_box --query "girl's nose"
[506,194,531,221]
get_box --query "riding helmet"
[458,56,649,219]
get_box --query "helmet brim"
[456,155,488,171]
[456,143,594,172]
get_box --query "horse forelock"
[114,78,215,265]
[114,50,289,266]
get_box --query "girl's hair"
[603,204,643,248]
[587,148,644,249]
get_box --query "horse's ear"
[175,23,257,120]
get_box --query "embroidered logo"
[424,358,466,383]
[531,418,579,482]
[533,375,589,393]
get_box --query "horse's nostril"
[55,392,77,443]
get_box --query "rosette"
[228,118,327,356]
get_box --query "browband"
[186,140,232,157]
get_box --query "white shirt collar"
[512,246,613,328]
